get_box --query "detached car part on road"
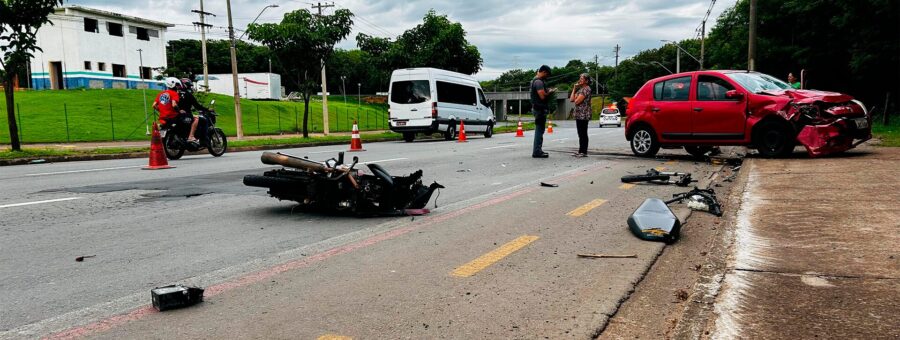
[244,152,443,216]
[624,71,871,158]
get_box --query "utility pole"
[138,49,149,135]
[748,0,757,71]
[594,54,599,95]
[341,75,347,105]
[192,1,215,92]
[313,2,335,135]
[614,44,621,81]
[518,85,522,120]
[676,47,681,73]
[226,0,244,139]
[700,20,706,70]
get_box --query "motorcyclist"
[153,77,181,127]
[175,78,202,143]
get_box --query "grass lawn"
[872,120,900,147]
[0,89,388,143]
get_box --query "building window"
[148,29,159,38]
[136,27,149,41]
[107,22,123,37]
[84,61,92,70]
[84,18,99,33]
[98,62,106,72]
[112,64,126,78]
[140,67,152,80]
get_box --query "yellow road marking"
[619,183,636,190]
[665,160,678,165]
[318,335,352,340]
[451,235,539,277]
[655,166,666,171]
[567,199,608,217]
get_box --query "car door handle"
[693,107,703,112]
[410,109,418,112]
[651,107,661,112]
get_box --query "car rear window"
[391,80,431,104]
[652,76,691,101]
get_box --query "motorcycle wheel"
[163,133,185,160]
[207,128,227,157]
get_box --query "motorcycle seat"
[367,164,394,188]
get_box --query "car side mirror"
[725,90,744,100]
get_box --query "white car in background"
[599,108,621,127]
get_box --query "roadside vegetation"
[873,121,900,147]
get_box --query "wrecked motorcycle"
[621,169,695,187]
[243,152,443,216]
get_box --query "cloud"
[66,0,737,80]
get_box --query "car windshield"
[391,80,431,104]
[726,72,792,93]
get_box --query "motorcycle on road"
[161,100,227,160]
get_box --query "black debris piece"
[621,169,695,187]
[151,285,205,311]
[540,182,559,187]
[665,187,723,217]
[628,198,681,244]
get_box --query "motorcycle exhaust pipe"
[261,152,329,173]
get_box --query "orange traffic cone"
[457,121,468,143]
[143,122,174,170]
[515,121,525,137]
[547,119,554,134]
[349,121,365,152]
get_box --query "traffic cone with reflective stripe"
[547,119,554,134]
[143,122,174,170]
[515,121,525,137]
[349,121,365,152]
[457,121,468,143]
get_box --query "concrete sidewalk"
[707,147,900,338]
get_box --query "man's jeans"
[532,108,548,156]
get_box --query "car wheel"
[484,122,493,138]
[630,126,660,157]
[684,146,713,159]
[754,120,795,158]
[618,123,622,127]
[403,132,415,142]
[444,122,456,141]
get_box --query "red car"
[624,71,872,158]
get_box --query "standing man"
[530,65,555,158]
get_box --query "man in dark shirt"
[530,65,555,158]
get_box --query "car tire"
[630,126,660,157]
[403,132,415,142]
[444,122,456,141]
[684,146,713,159]
[618,123,622,127]
[484,122,493,138]
[754,120,795,158]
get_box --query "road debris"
[151,285,205,311]
[621,169,695,187]
[628,198,681,244]
[74,255,96,262]
[540,182,559,187]
[665,188,723,217]
[456,169,472,172]
[577,254,638,259]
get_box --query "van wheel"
[754,120,795,158]
[630,126,660,157]
[403,133,415,142]
[484,122,494,138]
[444,122,456,141]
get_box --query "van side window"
[437,81,476,106]
[653,76,691,101]
[696,75,736,101]
[390,80,431,104]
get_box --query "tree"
[357,10,482,85]
[246,9,353,138]
[164,39,275,79]
[0,0,62,151]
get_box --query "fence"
[0,99,390,144]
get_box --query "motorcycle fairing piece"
[628,198,681,244]
[244,152,444,216]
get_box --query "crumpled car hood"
[759,89,854,104]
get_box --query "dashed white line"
[483,144,518,150]
[25,166,143,177]
[0,197,83,209]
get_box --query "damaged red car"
[624,71,871,158]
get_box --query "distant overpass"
[484,92,573,121]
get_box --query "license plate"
[854,118,868,129]
[396,121,406,126]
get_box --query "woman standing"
[570,73,592,157]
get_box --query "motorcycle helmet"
[181,78,194,92]
[164,77,182,89]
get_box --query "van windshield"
[391,80,431,104]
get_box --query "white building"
[29,5,173,90]
[197,73,283,100]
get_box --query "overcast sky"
[67,0,737,80]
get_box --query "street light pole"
[226,0,244,139]
[138,48,149,135]
[661,40,700,71]
[357,83,361,120]
[341,76,347,105]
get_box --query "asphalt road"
[0,122,719,339]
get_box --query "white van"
[388,68,495,142]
